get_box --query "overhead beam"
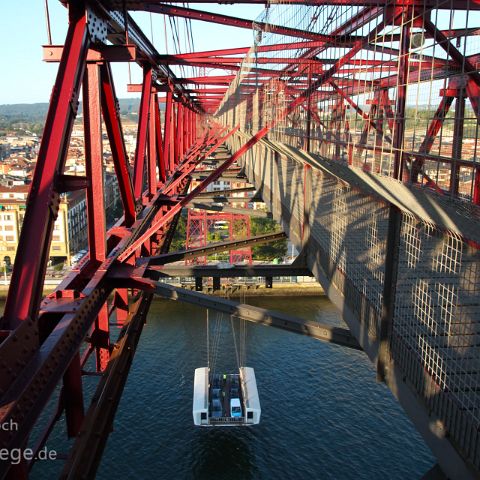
[189,203,270,217]
[133,0,479,6]
[43,45,137,63]
[190,194,261,203]
[142,4,346,41]
[144,282,361,350]
[176,75,236,85]
[92,5,199,111]
[147,264,313,278]
[159,55,327,66]
[190,171,246,180]
[172,39,359,60]
[139,231,287,266]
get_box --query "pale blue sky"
[0,1,264,104]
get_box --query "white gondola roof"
[193,367,209,413]
[240,367,261,413]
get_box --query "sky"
[0,1,265,104]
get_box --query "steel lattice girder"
[0,9,234,467]
[111,0,480,6]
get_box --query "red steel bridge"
[1,0,480,478]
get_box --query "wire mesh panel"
[392,213,480,467]
[308,172,390,339]
[233,123,480,468]
[217,0,480,472]
[216,0,480,203]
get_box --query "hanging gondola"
[193,366,261,426]
[193,307,261,427]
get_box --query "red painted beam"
[43,44,137,63]
[83,62,112,373]
[83,64,107,263]
[143,4,345,41]
[177,75,235,85]
[148,92,158,196]
[63,353,85,437]
[163,90,173,174]
[133,66,153,198]
[100,63,136,226]
[137,0,479,6]
[159,55,328,67]
[172,39,354,60]
[154,94,166,183]
[127,83,168,93]
[177,103,184,162]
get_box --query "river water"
[30,296,434,479]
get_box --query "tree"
[250,217,287,260]
[169,213,187,251]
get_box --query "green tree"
[250,217,287,261]
[170,213,187,251]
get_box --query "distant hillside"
[0,98,141,122]
[0,103,50,122]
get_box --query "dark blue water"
[32,296,434,478]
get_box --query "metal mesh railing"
[216,0,480,203]
[233,130,480,466]
[215,0,480,470]
[392,214,480,464]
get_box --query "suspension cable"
[44,0,52,45]
[206,309,210,369]
[149,12,155,44]
[231,315,241,371]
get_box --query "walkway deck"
[226,131,480,479]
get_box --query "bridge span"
[226,131,480,479]
[1,1,480,478]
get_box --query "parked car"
[230,397,242,418]
[211,398,222,418]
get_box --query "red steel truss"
[186,210,252,265]
[1,0,480,478]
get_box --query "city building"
[0,185,77,266]
[0,175,120,266]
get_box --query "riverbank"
[0,286,57,300]
[0,280,324,299]
[172,281,324,297]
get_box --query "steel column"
[154,94,166,183]
[163,90,173,174]
[177,103,184,160]
[83,63,107,262]
[93,305,110,372]
[173,102,179,167]
[170,105,176,169]
[100,63,136,226]
[133,66,153,198]
[451,88,466,196]
[84,63,110,371]
[392,14,411,180]
[148,92,158,196]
